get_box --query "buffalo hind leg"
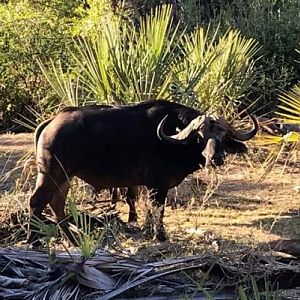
[48,181,77,245]
[110,187,138,222]
[28,173,57,245]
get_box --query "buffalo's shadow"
[167,180,273,211]
[250,209,300,241]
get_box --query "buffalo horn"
[227,115,259,141]
[157,114,208,144]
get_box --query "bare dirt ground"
[0,132,300,257]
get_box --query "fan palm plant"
[72,4,183,104]
[251,43,300,179]
[173,27,259,118]
[68,200,113,259]
[38,4,259,119]
[277,84,300,125]
[38,59,83,107]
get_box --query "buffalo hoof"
[128,212,138,223]
[142,222,155,240]
[155,227,167,242]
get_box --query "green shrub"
[0,0,83,130]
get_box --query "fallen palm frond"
[1,246,300,299]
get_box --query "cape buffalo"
[29,100,258,244]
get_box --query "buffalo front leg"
[126,186,138,222]
[143,188,168,241]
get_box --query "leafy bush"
[0,0,83,130]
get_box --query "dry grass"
[0,133,300,258]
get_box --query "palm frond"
[277,85,300,124]
[77,264,116,290]
[0,247,300,299]
[257,83,300,177]
[256,131,300,182]
[106,4,181,103]
[38,58,84,107]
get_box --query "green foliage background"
[1,0,300,130]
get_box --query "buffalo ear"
[178,110,199,126]
[224,138,247,154]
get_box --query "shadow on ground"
[167,179,274,211]
[250,209,300,240]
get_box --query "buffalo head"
[157,113,258,167]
